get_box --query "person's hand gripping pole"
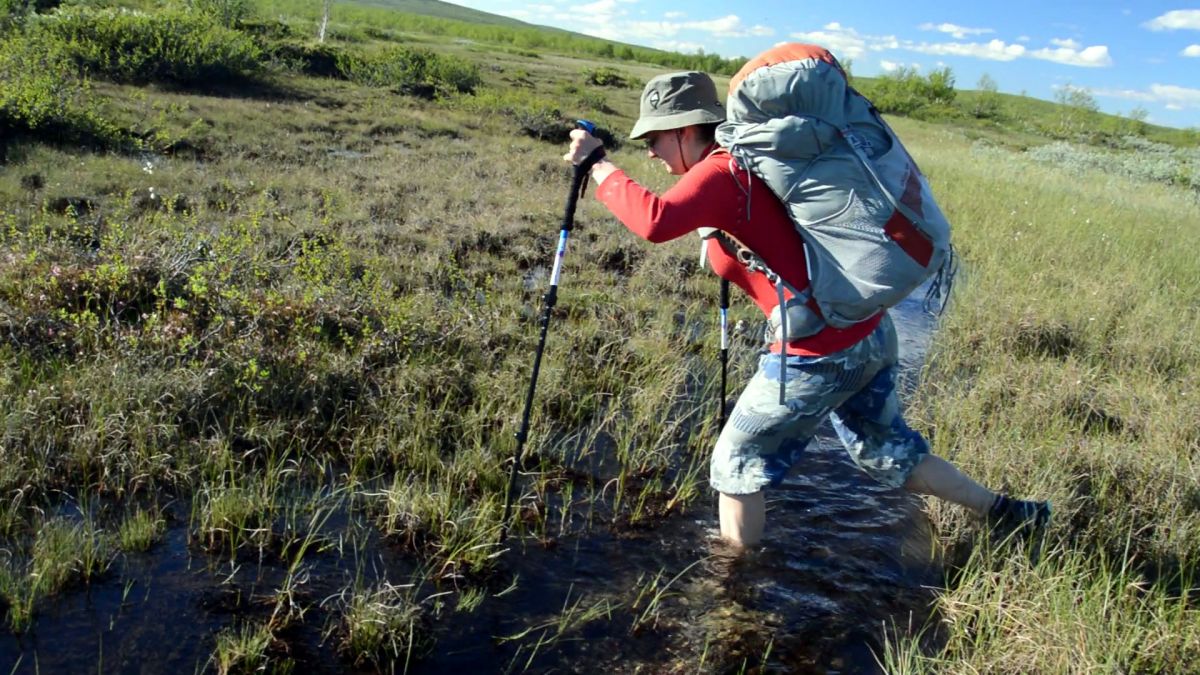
[502,121,605,544]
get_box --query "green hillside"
[346,0,532,27]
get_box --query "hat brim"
[629,107,725,140]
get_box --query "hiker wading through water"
[563,69,1050,549]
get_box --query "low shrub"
[0,31,117,145]
[1025,138,1200,193]
[31,7,261,85]
[584,66,630,87]
[262,38,341,77]
[861,66,957,118]
[2,0,59,28]
[334,44,480,96]
[186,0,250,28]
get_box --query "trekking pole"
[718,278,730,430]
[501,120,605,544]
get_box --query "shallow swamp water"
[0,290,945,674]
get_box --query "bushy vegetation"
[30,6,261,85]
[334,43,480,95]
[1025,136,1199,194]
[584,66,635,88]
[857,66,957,118]
[0,31,117,146]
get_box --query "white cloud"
[626,20,682,37]
[654,40,706,53]
[790,23,898,60]
[627,14,773,39]
[789,22,1112,68]
[908,39,1027,61]
[903,36,1111,67]
[1184,44,1200,57]
[1095,83,1200,109]
[1152,84,1200,106]
[1017,35,1031,42]
[880,60,900,71]
[1030,44,1112,67]
[1144,10,1200,31]
[664,11,685,19]
[578,0,619,14]
[918,22,994,39]
[686,15,773,37]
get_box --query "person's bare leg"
[903,454,995,517]
[718,491,765,547]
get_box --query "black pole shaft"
[718,278,730,430]
[501,160,594,544]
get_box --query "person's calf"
[903,454,995,516]
[718,491,765,548]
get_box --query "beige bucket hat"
[629,71,725,140]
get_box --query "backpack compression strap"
[702,228,822,405]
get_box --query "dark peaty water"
[0,293,944,674]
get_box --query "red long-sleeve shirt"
[595,148,881,356]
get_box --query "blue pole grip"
[575,119,596,134]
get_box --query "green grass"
[880,116,1200,670]
[117,508,165,552]
[336,582,434,669]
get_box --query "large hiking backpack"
[715,43,954,331]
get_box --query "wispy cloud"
[627,14,773,39]
[908,39,1026,62]
[687,15,774,38]
[796,22,1110,67]
[1144,10,1200,31]
[918,22,994,39]
[1031,44,1112,67]
[655,40,706,53]
[578,0,619,15]
[880,59,921,72]
[496,4,772,46]
[1095,83,1200,109]
[790,23,898,60]
[1184,45,1200,57]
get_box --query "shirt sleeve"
[594,162,736,244]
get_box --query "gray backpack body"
[715,44,953,335]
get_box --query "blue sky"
[444,1,1200,129]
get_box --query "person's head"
[630,72,724,174]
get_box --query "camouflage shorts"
[710,314,929,495]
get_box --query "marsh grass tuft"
[335,582,435,670]
[212,621,285,675]
[117,508,165,552]
[0,516,113,631]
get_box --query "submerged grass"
[335,581,435,670]
[0,516,113,631]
